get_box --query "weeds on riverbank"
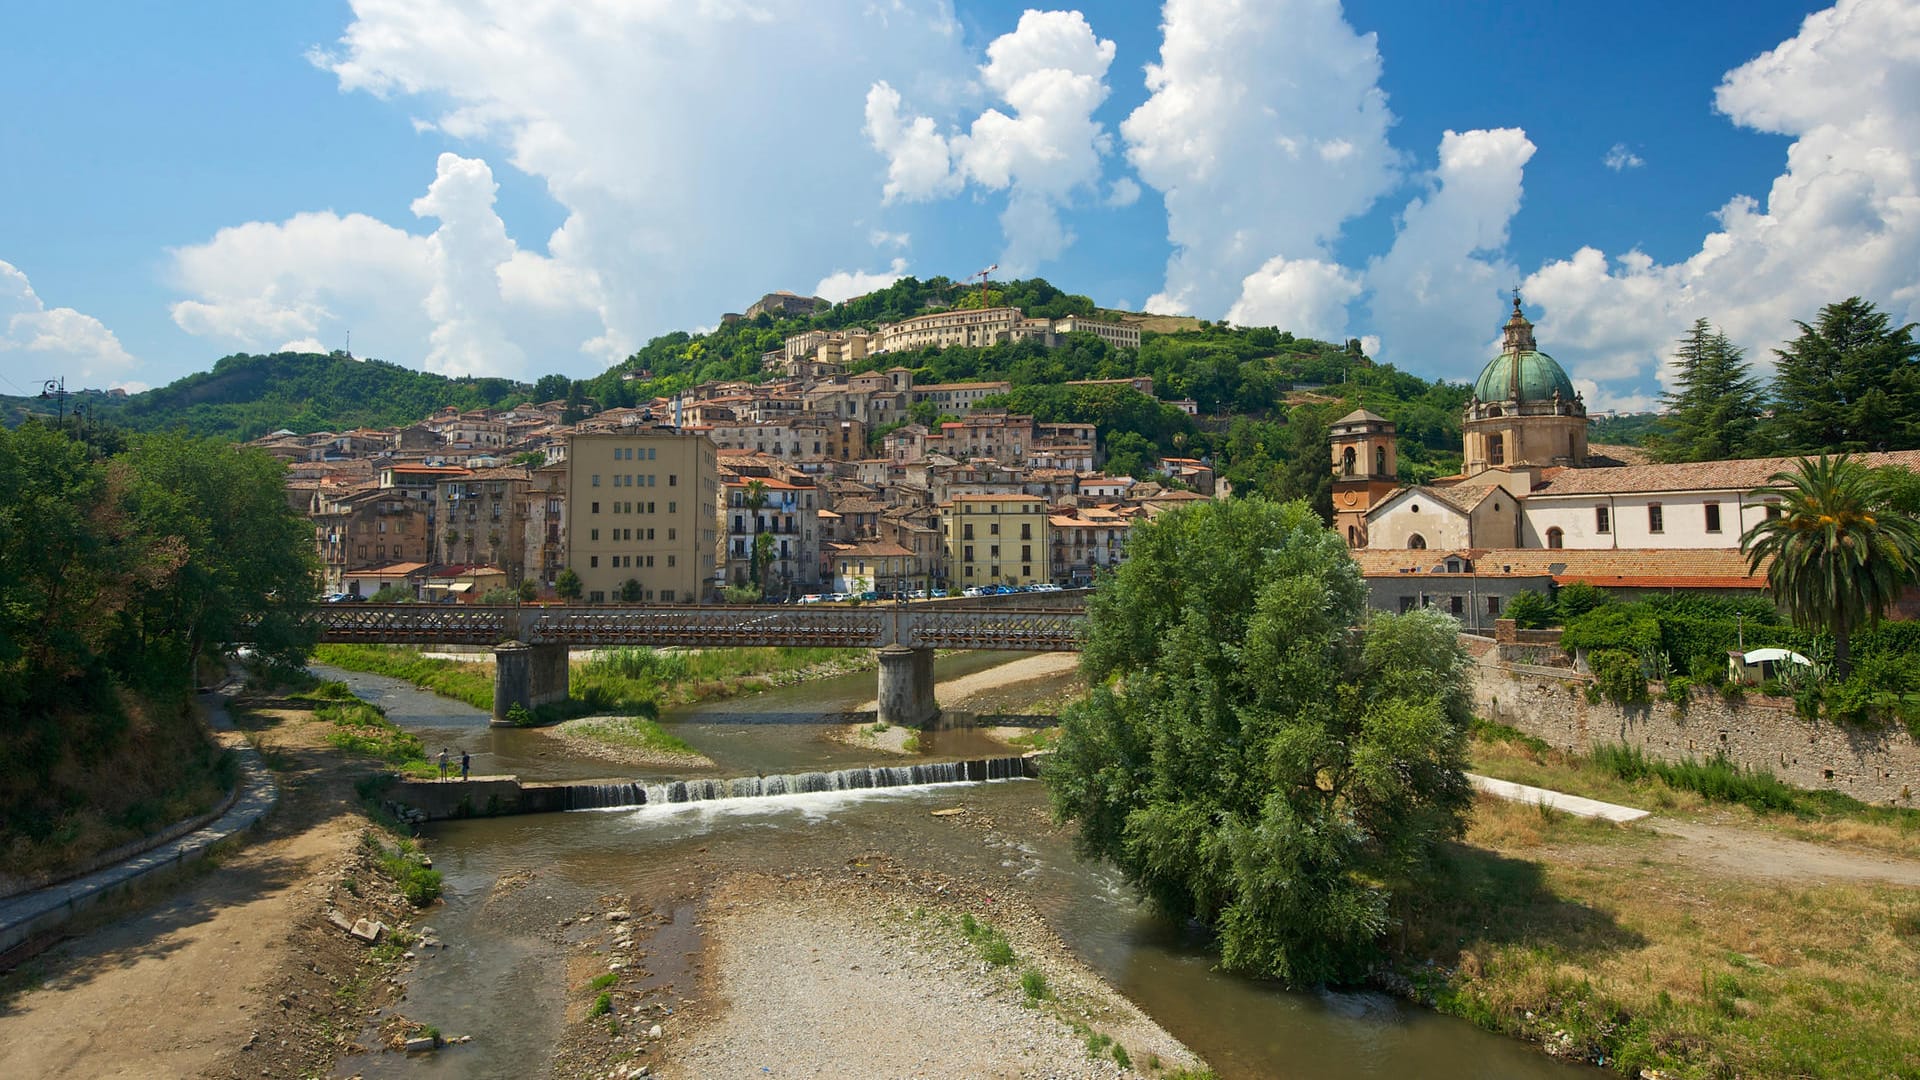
[1402,807,1920,1077]
[312,646,494,710]
[315,691,435,779]
[363,830,441,906]
[1469,719,1920,857]
[554,714,698,758]
[315,644,872,721]
[1392,737,1920,1077]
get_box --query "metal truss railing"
[290,602,1084,652]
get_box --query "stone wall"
[1470,657,1920,806]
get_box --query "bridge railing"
[285,601,1085,652]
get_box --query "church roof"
[1473,350,1577,405]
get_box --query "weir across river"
[283,597,1086,727]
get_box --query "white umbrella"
[1741,647,1811,666]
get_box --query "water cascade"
[562,756,1033,811]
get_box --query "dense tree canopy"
[1046,498,1475,984]
[1770,298,1920,454]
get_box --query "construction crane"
[965,264,998,307]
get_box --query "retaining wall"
[1470,657,1920,805]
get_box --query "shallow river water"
[321,658,1594,1080]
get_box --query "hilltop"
[4,275,1478,492]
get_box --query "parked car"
[1030,582,1064,592]
[962,586,987,597]
[798,593,826,604]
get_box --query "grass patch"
[313,645,495,710]
[589,972,620,992]
[959,912,1015,967]
[318,700,435,778]
[588,991,613,1018]
[1395,776,1920,1077]
[1471,724,1920,857]
[557,714,697,758]
[1019,967,1051,1003]
[1590,744,1801,815]
[318,644,872,725]
[364,831,442,907]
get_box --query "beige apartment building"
[941,493,1051,589]
[566,428,721,603]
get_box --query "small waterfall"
[565,781,646,809]
[560,755,1035,812]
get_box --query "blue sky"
[4,1,1914,414]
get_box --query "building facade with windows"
[940,493,1051,589]
[566,428,721,603]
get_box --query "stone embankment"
[1471,653,1920,804]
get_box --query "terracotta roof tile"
[1533,450,1920,497]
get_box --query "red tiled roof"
[1532,450,1920,497]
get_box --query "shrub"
[1591,744,1802,815]
[1020,968,1051,1002]
[1562,606,1660,656]
[1663,676,1693,709]
[1587,649,1648,706]
[1554,581,1614,622]
[1505,590,1556,629]
[588,991,612,1018]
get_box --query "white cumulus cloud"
[814,258,911,304]
[168,154,606,379]
[1224,256,1363,342]
[1121,0,1400,318]
[1522,0,1920,406]
[302,0,974,374]
[1365,128,1536,368]
[0,259,137,382]
[864,9,1119,273]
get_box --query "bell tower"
[1328,409,1399,548]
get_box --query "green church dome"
[1472,297,1579,405]
[1472,349,1577,404]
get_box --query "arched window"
[1546,527,1564,549]
[1375,446,1386,475]
[1408,533,1427,550]
[1342,446,1356,476]
[1488,433,1505,466]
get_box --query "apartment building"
[310,486,431,594]
[566,428,721,603]
[720,475,819,596]
[941,493,1051,589]
[434,466,533,583]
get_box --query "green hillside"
[4,352,532,441]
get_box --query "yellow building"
[940,493,1050,590]
[566,428,721,603]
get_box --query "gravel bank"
[533,715,717,770]
[658,864,1203,1079]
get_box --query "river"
[318,657,1594,1079]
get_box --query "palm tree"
[1740,455,1920,677]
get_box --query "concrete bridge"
[297,599,1085,727]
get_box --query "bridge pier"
[493,642,571,727]
[876,645,939,728]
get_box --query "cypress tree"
[1654,318,1765,462]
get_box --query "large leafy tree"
[1655,318,1766,462]
[1770,298,1920,453]
[1740,455,1920,677]
[1047,497,1474,985]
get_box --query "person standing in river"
[438,748,449,780]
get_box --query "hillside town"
[267,296,1920,618]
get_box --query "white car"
[1030,582,1064,592]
